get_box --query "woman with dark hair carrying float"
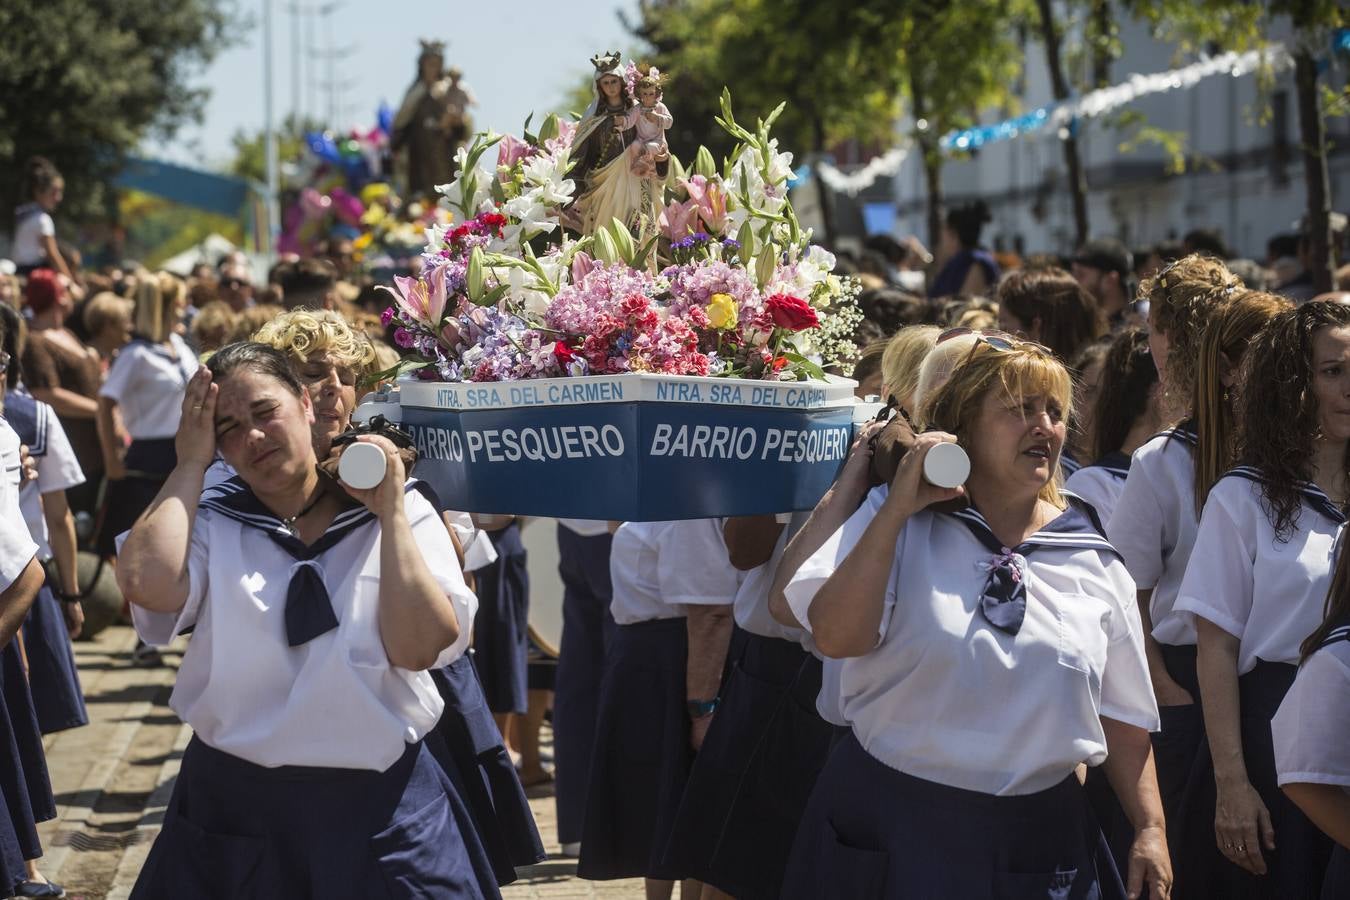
[118,343,498,898]
[781,338,1171,900]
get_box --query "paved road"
[35,621,647,898]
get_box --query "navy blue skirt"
[0,783,24,897]
[1323,846,1350,900]
[0,640,55,861]
[130,736,501,899]
[98,437,177,557]
[23,579,88,734]
[1196,661,1333,899]
[552,525,616,847]
[471,523,530,715]
[426,656,545,885]
[662,632,807,889]
[1146,641,1226,898]
[783,733,1126,900]
[578,617,690,882]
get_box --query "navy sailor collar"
[200,475,440,559]
[2,389,46,458]
[1317,619,1350,651]
[1223,465,1347,526]
[1157,417,1198,450]
[945,498,1120,560]
[1085,450,1132,481]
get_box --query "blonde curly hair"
[251,308,378,379]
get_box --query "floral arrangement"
[380,89,861,383]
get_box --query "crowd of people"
[0,148,1345,900]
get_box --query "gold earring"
[1222,388,1230,402]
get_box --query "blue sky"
[148,0,641,169]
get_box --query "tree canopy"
[0,0,240,225]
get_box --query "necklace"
[281,488,325,535]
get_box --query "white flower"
[521,149,576,206]
[763,138,795,186]
[804,244,835,273]
[504,191,557,241]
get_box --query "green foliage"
[0,0,243,226]
[229,114,325,186]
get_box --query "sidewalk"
[32,626,645,899]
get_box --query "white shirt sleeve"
[1107,461,1168,590]
[38,212,54,238]
[784,485,897,639]
[1173,482,1255,639]
[405,488,477,668]
[36,406,86,495]
[1098,560,1162,731]
[657,519,740,606]
[0,516,37,593]
[99,344,141,403]
[1273,646,1350,787]
[127,507,212,646]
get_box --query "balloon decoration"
[278,107,451,268]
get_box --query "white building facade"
[884,15,1350,260]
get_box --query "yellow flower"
[707,292,738,330]
[360,182,392,206]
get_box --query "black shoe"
[13,880,65,898]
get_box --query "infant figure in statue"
[624,68,672,180]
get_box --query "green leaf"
[593,228,619,265]
[693,146,717,179]
[669,153,686,184]
[473,283,510,308]
[467,246,485,301]
[537,113,560,145]
[783,351,827,380]
[736,220,756,266]
[755,244,778,290]
[363,357,431,391]
[763,101,787,133]
[608,218,636,264]
[632,233,661,270]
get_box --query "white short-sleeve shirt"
[12,208,55,267]
[99,334,198,440]
[1065,451,1131,527]
[128,478,477,771]
[609,518,741,625]
[784,486,893,727]
[1174,468,1344,672]
[14,400,85,560]
[1272,626,1350,789]
[788,494,1159,796]
[1107,425,1200,646]
[0,420,37,590]
[732,512,808,644]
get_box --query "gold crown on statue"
[590,50,623,74]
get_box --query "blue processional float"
[356,53,867,520]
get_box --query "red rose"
[764,293,819,331]
[554,340,577,364]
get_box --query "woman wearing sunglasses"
[779,338,1170,899]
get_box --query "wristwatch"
[686,698,719,719]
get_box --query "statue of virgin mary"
[568,51,667,238]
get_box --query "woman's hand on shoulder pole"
[885,431,964,518]
[340,434,407,519]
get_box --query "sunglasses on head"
[937,328,1057,360]
[222,277,247,289]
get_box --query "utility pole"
[262,0,279,258]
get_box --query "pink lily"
[496,134,534,176]
[571,250,597,284]
[659,198,698,241]
[681,175,729,234]
[377,263,448,325]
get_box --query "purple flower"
[393,327,415,349]
[380,306,395,326]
